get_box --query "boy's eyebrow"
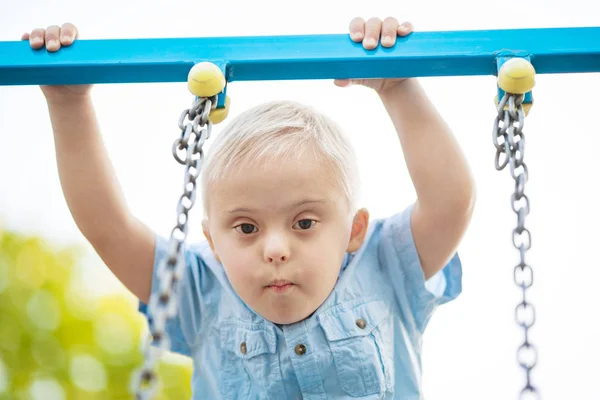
[226,199,328,214]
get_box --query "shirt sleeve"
[138,234,204,357]
[378,205,463,334]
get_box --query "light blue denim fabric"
[139,205,462,399]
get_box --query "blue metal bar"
[1,27,599,87]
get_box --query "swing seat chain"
[133,96,215,400]
[493,93,539,400]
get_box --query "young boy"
[23,16,475,399]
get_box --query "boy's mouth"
[266,279,294,293]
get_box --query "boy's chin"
[262,305,318,326]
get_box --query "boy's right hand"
[21,23,92,103]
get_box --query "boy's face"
[203,155,368,325]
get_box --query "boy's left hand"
[335,17,414,94]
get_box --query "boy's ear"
[202,219,221,263]
[346,208,369,253]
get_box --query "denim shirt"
[139,206,462,399]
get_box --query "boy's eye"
[235,223,258,234]
[294,219,316,230]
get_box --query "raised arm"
[25,23,156,302]
[336,17,476,279]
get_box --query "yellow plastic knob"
[497,58,536,95]
[209,96,231,124]
[187,62,226,98]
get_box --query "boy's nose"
[263,233,290,264]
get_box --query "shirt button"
[240,341,247,355]
[356,318,367,329]
[294,344,307,356]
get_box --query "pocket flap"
[221,323,277,359]
[318,300,389,342]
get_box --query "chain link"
[492,93,539,399]
[133,95,215,400]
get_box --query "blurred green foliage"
[0,228,193,399]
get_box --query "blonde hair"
[200,100,360,214]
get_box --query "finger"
[60,22,78,46]
[397,21,414,37]
[381,17,399,47]
[45,25,61,52]
[348,17,365,42]
[334,79,352,88]
[21,32,30,40]
[363,17,382,50]
[29,28,46,49]
[334,78,368,88]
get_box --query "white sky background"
[1,0,599,399]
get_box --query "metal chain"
[133,95,215,400]
[492,93,539,400]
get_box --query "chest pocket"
[318,300,391,397]
[219,322,284,400]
